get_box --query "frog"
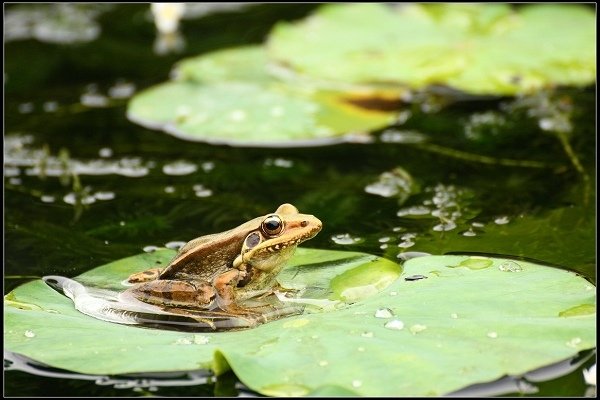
[124,203,322,314]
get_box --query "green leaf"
[268,4,596,95]
[127,46,398,146]
[4,250,595,396]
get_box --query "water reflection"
[43,275,304,332]
[4,4,110,44]
[448,349,596,397]
[4,350,250,394]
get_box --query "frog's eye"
[261,215,283,236]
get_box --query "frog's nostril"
[300,221,308,227]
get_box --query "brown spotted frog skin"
[125,204,322,313]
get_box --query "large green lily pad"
[127,46,399,146]
[4,249,596,396]
[267,4,596,95]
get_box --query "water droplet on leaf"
[409,324,427,334]
[384,319,404,330]
[374,308,394,318]
[498,261,523,272]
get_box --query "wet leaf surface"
[5,250,595,396]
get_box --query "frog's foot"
[126,279,216,308]
[127,268,163,283]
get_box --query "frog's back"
[159,218,261,281]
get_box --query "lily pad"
[4,249,596,396]
[267,4,596,95]
[127,46,399,147]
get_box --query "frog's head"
[234,203,322,276]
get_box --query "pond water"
[4,4,596,397]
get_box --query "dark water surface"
[4,4,596,397]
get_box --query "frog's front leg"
[127,267,163,283]
[213,268,246,311]
[127,279,216,308]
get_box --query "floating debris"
[108,81,136,99]
[380,128,426,144]
[165,241,186,250]
[494,216,510,225]
[365,167,416,201]
[142,245,159,253]
[40,195,56,203]
[193,184,213,197]
[24,330,36,338]
[487,331,498,339]
[4,4,107,44]
[81,85,109,108]
[464,111,506,141]
[43,101,58,112]
[318,360,329,367]
[404,274,427,281]
[200,161,215,172]
[352,380,362,388]
[450,313,458,319]
[397,205,431,217]
[98,148,113,158]
[462,228,477,237]
[94,191,115,201]
[6,137,152,178]
[330,233,363,245]
[361,331,374,338]
[566,337,582,348]
[264,158,293,168]
[18,103,34,114]
[163,160,197,176]
[433,221,457,232]
[397,233,417,248]
[63,192,96,205]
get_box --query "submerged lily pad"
[127,46,399,146]
[268,4,596,95]
[4,250,595,396]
